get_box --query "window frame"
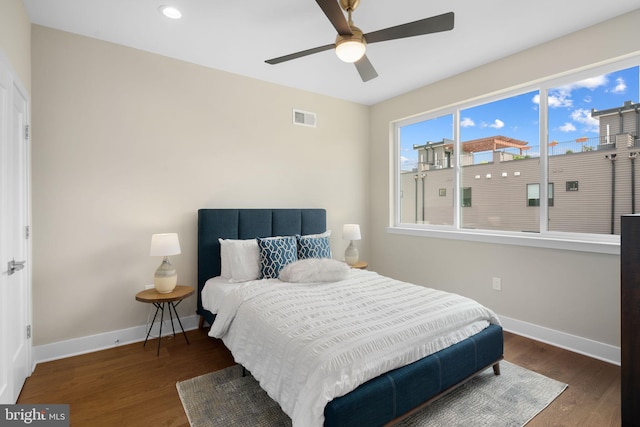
[389,55,640,255]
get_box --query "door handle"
[8,259,26,275]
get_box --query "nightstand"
[135,285,194,356]
[350,261,368,270]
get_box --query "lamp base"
[345,241,359,266]
[154,257,177,293]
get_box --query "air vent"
[293,109,317,128]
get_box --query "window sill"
[386,226,620,255]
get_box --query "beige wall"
[370,9,640,348]
[0,0,30,93]
[31,25,370,346]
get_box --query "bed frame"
[197,208,503,427]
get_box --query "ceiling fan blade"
[354,54,378,82]
[364,12,454,44]
[265,43,335,65]
[316,0,352,35]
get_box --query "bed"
[197,208,503,427]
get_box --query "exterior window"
[461,187,472,207]
[399,114,454,225]
[394,61,640,241]
[566,181,579,191]
[459,91,540,231]
[546,65,638,234]
[527,183,554,207]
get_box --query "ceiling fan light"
[335,40,366,63]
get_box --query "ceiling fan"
[265,0,454,82]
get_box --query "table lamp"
[150,233,181,293]
[343,224,361,266]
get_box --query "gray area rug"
[177,361,567,427]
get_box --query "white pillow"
[279,258,349,283]
[302,230,331,238]
[218,238,260,282]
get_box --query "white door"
[0,52,31,404]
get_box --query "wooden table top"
[350,260,368,270]
[135,285,195,303]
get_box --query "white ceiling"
[23,0,640,105]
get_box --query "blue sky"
[400,65,639,170]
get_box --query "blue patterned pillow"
[296,232,331,259]
[257,236,298,279]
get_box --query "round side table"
[135,285,195,356]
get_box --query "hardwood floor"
[18,330,235,427]
[504,333,621,426]
[17,330,621,426]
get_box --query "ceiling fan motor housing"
[336,25,365,47]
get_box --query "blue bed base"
[197,208,503,427]
[324,323,503,427]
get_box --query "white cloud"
[571,108,599,133]
[559,122,576,132]
[548,93,573,108]
[532,91,572,108]
[401,155,419,167]
[534,74,609,109]
[488,119,505,129]
[460,117,475,127]
[612,77,627,94]
[570,75,608,90]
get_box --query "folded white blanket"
[209,269,500,427]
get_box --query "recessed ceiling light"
[159,6,182,19]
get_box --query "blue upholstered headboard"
[196,208,327,325]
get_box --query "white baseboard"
[499,314,620,366]
[32,314,200,367]
[31,313,621,370]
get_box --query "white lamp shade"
[335,40,366,63]
[342,224,361,241]
[149,233,181,256]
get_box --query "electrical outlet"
[492,277,502,291]
[144,284,154,290]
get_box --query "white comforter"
[209,269,500,427]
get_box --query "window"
[461,187,472,207]
[527,183,554,207]
[459,91,540,232]
[399,114,454,225]
[566,181,579,191]
[546,65,639,235]
[393,59,640,248]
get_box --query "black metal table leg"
[143,303,161,347]
[168,301,177,338]
[170,300,190,345]
[156,302,164,356]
